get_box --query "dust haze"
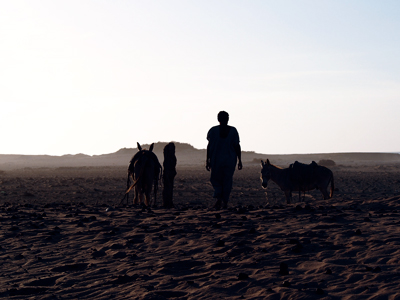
[1,142,399,171]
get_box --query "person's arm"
[234,143,242,170]
[233,128,242,170]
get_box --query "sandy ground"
[1,161,400,299]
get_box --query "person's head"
[217,111,229,125]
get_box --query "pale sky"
[1,0,399,155]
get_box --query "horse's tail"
[329,172,334,198]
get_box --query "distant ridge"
[111,142,203,155]
[0,142,205,170]
[0,142,399,170]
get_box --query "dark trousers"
[210,164,235,204]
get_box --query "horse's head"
[260,159,271,188]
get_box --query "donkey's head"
[137,142,154,152]
[260,159,271,188]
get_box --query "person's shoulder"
[230,126,240,140]
[208,125,219,134]
[210,125,219,130]
[230,126,239,133]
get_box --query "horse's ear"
[261,160,265,166]
[267,159,270,165]
[149,143,154,152]
[137,142,142,151]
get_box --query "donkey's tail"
[329,173,334,198]
[125,156,149,194]
[125,176,140,194]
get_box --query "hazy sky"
[1,1,399,155]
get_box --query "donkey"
[122,143,162,207]
[260,159,334,204]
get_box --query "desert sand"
[1,146,400,299]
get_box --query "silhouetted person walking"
[206,111,242,209]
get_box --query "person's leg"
[221,166,235,208]
[210,167,223,209]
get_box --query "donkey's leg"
[125,174,131,205]
[153,181,157,208]
[285,191,292,204]
[139,192,145,206]
[320,187,330,200]
[144,190,151,207]
[133,187,139,205]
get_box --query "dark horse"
[260,159,334,204]
[121,143,162,207]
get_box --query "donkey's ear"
[267,159,270,165]
[149,143,154,152]
[137,142,142,151]
[261,160,265,166]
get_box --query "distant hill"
[0,142,205,170]
[0,142,399,170]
